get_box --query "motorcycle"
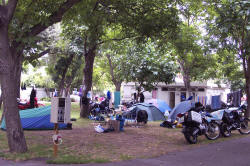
[179,104,221,144]
[90,99,114,117]
[220,104,250,137]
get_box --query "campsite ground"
[0,103,248,164]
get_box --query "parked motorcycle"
[179,103,220,144]
[90,99,114,117]
[220,104,250,137]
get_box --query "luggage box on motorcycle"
[187,111,202,124]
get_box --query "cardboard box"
[108,120,120,132]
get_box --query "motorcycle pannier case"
[187,111,202,124]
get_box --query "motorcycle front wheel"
[220,123,231,137]
[183,128,198,144]
[205,122,220,140]
[239,118,250,135]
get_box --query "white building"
[121,75,230,109]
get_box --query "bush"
[71,98,76,102]
[40,97,51,102]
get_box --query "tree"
[98,38,130,92]
[205,0,250,116]
[173,24,214,97]
[209,50,245,91]
[47,38,83,96]
[62,0,181,118]
[121,43,177,100]
[0,0,82,153]
[168,0,216,97]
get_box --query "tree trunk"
[0,25,27,152]
[15,61,22,98]
[179,60,192,98]
[244,57,250,118]
[115,82,121,92]
[0,91,2,109]
[0,91,4,124]
[58,54,74,96]
[80,50,95,118]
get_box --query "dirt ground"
[0,117,246,163]
[21,120,206,162]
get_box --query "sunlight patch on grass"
[120,154,133,160]
[46,155,110,164]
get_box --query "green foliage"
[40,97,51,102]
[92,61,114,93]
[205,0,249,56]
[205,0,249,90]
[210,50,245,90]
[22,66,55,88]
[173,24,215,81]
[46,38,84,91]
[121,42,177,91]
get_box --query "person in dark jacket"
[139,92,145,103]
[29,87,36,108]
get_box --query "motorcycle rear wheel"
[183,128,198,144]
[239,118,250,135]
[221,123,231,137]
[205,122,220,140]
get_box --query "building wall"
[121,81,230,108]
[20,87,48,100]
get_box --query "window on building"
[198,88,205,92]
[168,88,176,91]
[162,87,168,91]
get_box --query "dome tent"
[123,103,166,121]
[145,99,172,113]
[1,106,67,130]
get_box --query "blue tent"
[146,99,172,113]
[167,101,194,122]
[1,106,67,130]
[123,103,166,121]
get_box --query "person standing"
[29,87,36,108]
[140,92,145,103]
[107,90,112,108]
[133,92,137,102]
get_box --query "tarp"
[1,106,67,130]
[122,103,166,121]
[145,99,172,113]
[211,95,221,110]
[168,101,193,122]
[114,91,120,108]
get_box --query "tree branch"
[24,49,50,62]
[26,0,82,38]
[2,0,5,5]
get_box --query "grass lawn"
[0,102,249,164]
